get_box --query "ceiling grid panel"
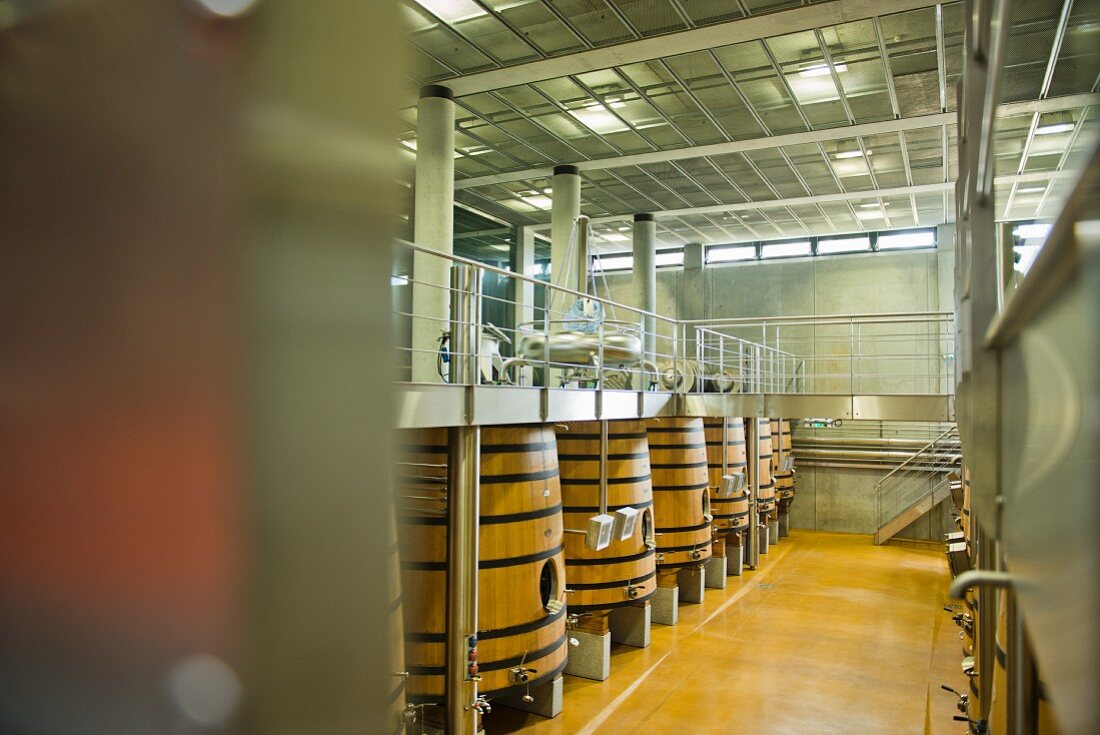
[399,0,1100,251]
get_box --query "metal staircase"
[873,426,961,545]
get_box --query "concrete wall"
[599,248,946,319]
[789,465,954,540]
[597,244,956,541]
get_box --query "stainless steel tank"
[516,322,643,366]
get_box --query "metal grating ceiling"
[399,0,1100,251]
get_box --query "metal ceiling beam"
[555,170,1078,226]
[1001,0,1076,219]
[426,0,942,101]
[453,94,1100,189]
[519,167,1074,246]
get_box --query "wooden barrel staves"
[646,417,713,571]
[555,420,657,613]
[771,419,795,515]
[396,425,568,705]
[748,417,775,522]
[703,417,749,556]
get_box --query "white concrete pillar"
[510,226,537,386]
[681,241,704,363]
[412,84,455,382]
[550,165,582,296]
[511,225,536,328]
[633,213,657,358]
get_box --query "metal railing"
[393,239,682,392]
[873,425,961,529]
[687,312,955,395]
[393,239,956,398]
[693,326,802,394]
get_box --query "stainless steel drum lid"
[516,320,643,366]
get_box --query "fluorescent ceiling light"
[390,275,409,286]
[856,210,883,219]
[617,225,631,231]
[859,202,881,208]
[542,188,552,194]
[401,139,416,151]
[411,0,488,23]
[835,149,870,159]
[1016,186,1046,194]
[798,63,848,77]
[1035,123,1074,135]
[489,244,511,252]
[519,195,552,210]
[568,104,630,134]
[1013,223,1052,239]
[601,233,630,242]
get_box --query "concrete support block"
[768,519,779,545]
[779,513,790,537]
[677,567,705,604]
[759,524,770,555]
[609,603,650,648]
[564,629,610,681]
[498,674,563,719]
[652,586,679,626]
[726,542,744,577]
[704,555,727,589]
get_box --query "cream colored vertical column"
[633,213,657,360]
[681,242,704,364]
[510,226,536,385]
[412,84,456,382]
[550,165,582,297]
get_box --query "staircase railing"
[874,425,961,531]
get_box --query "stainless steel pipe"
[745,417,760,570]
[792,436,960,450]
[447,265,481,735]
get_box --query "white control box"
[585,514,615,551]
[720,473,745,497]
[612,506,640,541]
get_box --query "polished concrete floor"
[488,530,966,735]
